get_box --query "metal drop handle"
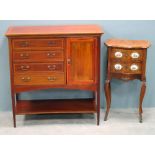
[21,77,31,82]
[48,65,56,70]
[48,41,56,46]
[47,52,56,57]
[20,65,30,71]
[48,77,56,81]
[20,53,29,59]
[20,41,29,47]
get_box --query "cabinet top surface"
[105,39,151,49]
[6,25,103,37]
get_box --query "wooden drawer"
[14,63,64,72]
[13,50,64,62]
[110,48,143,62]
[12,38,64,50]
[110,62,142,74]
[14,73,65,85]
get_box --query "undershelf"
[15,99,96,115]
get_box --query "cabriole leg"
[104,80,111,121]
[139,81,146,123]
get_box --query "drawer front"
[14,63,64,72]
[14,73,65,85]
[13,50,64,62]
[110,62,142,74]
[12,38,64,50]
[111,48,143,62]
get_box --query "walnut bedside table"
[104,39,151,123]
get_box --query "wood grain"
[104,39,150,122]
[111,48,144,62]
[16,99,96,115]
[13,50,64,62]
[105,39,151,49]
[110,62,142,74]
[12,38,64,50]
[6,25,103,36]
[67,38,96,85]
[6,25,103,127]
[14,72,65,85]
[14,63,64,72]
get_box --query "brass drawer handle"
[21,77,31,82]
[48,65,56,70]
[48,41,57,46]
[20,65,30,71]
[20,41,29,47]
[47,77,56,81]
[20,53,29,59]
[47,52,56,57]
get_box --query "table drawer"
[110,62,142,74]
[12,38,64,50]
[14,63,64,72]
[14,73,65,85]
[111,48,143,62]
[13,50,64,62]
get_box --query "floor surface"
[0,108,155,135]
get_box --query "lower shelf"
[15,99,96,115]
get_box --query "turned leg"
[104,80,111,121]
[139,81,146,123]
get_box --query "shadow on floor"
[21,113,96,126]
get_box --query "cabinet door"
[67,38,97,85]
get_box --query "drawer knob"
[115,51,123,58]
[47,52,56,57]
[114,64,122,70]
[20,53,29,59]
[48,77,56,81]
[131,52,140,58]
[21,77,31,82]
[20,41,29,47]
[130,64,138,71]
[20,65,30,71]
[48,65,56,70]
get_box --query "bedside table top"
[105,39,151,49]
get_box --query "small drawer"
[14,73,65,85]
[111,62,142,74]
[14,63,64,72]
[13,50,64,62]
[111,48,143,62]
[12,38,64,50]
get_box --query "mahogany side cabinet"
[104,39,150,123]
[6,25,103,127]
